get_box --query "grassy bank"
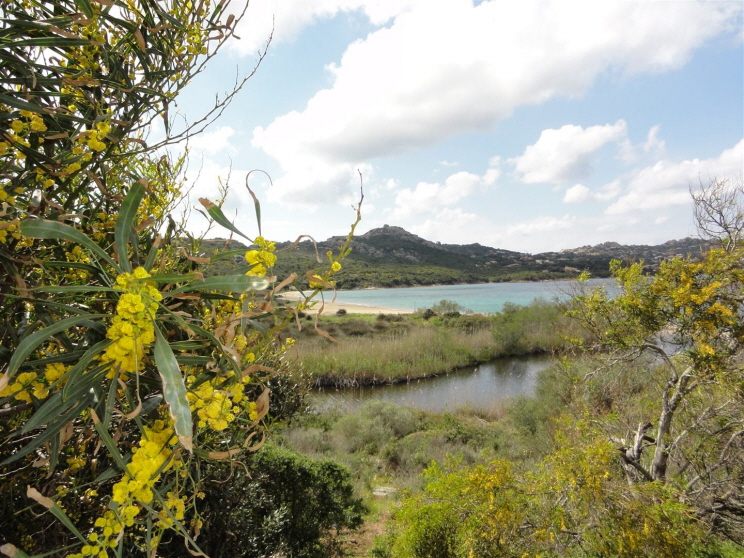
[289,300,589,387]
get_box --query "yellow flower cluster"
[245,236,277,277]
[0,362,70,403]
[187,372,259,431]
[70,419,180,558]
[100,267,161,379]
[65,245,92,281]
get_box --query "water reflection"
[311,356,551,413]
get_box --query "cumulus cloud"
[563,180,621,203]
[414,207,480,242]
[390,171,485,220]
[251,1,739,203]
[563,184,591,203]
[389,157,501,220]
[605,139,744,214]
[228,0,424,55]
[187,126,237,155]
[511,121,629,184]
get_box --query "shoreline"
[278,291,413,315]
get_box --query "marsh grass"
[296,301,584,386]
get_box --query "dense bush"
[159,443,365,558]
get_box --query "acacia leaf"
[198,198,251,241]
[21,219,118,271]
[154,326,193,451]
[6,314,106,381]
[115,181,146,273]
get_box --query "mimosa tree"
[0,2,354,556]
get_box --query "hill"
[201,225,714,289]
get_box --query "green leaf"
[74,0,94,17]
[22,361,108,434]
[6,314,106,381]
[115,181,146,273]
[198,198,251,241]
[21,219,119,271]
[245,170,268,237]
[0,93,45,114]
[154,326,193,451]
[27,487,87,544]
[30,285,114,294]
[92,413,132,474]
[168,274,270,295]
[149,273,196,283]
[3,397,91,465]
[62,342,111,402]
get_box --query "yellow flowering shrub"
[0,1,359,557]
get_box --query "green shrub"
[162,443,366,558]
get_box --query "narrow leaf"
[21,219,118,271]
[115,181,146,273]
[0,543,30,557]
[7,314,106,380]
[245,170,268,237]
[27,487,87,543]
[154,326,193,451]
[74,0,94,17]
[91,409,131,473]
[168,275,269,295]
[0,94,45,114]
[198,198,251,241]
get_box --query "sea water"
[326,278,614,314]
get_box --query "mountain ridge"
[202,225,714,289]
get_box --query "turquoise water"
[325,278,614,314]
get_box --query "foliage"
[428,299,472,316]
[158,443,366,558]
[565,243,744,542]
[0,2,356,556]
[295,300,585,386]
[387,420,710,558]
[381,236,743,556]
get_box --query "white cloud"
[390,171,484,220]
[414,207,480,242]
[512,121,629,184]
[643,125,666,156]
[502,215,577,237]
[605,139,744,214]
[439,160,459,167]
[252,1,739,202]
[564,184,591,203]
[228,0,424,55]
[563,180,621,203]
[187,126,237,155]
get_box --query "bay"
[328,278,614,314]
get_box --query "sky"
[171,0,744,254]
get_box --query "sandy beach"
[278,290,413,315]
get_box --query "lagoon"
[327,278,613,314]
[312,356,551,413]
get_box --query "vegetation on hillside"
[202,230,715,289]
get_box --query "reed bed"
[294,300,584,387]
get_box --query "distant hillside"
[200,225,714,289]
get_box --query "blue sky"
[173,0,743,254]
